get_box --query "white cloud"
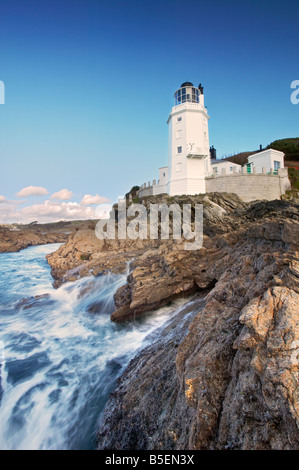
[21,200,95,222]
[16,185,49,198]
[0,194,112,224]
[50,189,73,200]
[94,203,113,219]
[81,194,110,205]
[0,201,21,222]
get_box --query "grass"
[288,167,299,190]
[267,138,299,161]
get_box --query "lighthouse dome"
[181,81,193,87]
[174,82,201,106]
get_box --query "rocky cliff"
[0,220,96,253]
[0,225,68,252]
[45,192,299,449]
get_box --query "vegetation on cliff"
[223,137,299,166]
[267,137,299,161]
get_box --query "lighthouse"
[166,82,212,196]
[138,81,290,203]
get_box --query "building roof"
[180,81,193,87]
[223,151,257,166]
[248,148,285,161]
[211,159,241,167]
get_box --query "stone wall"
[205,168,291,202]
[139,180,167,198]
[138,186,153,197]
[138,169,291,202]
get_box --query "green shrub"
[288,167,299,190]
[267,138,299,161]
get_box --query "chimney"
[210,145,216,160]
[198,83,204,94]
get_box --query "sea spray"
[0,244,189,449]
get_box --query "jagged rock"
[0,226,68,253]
[95,196,299,450]
[3,194,299,449]
[34,193,299,450]
[46,195,299,325]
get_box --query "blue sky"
[0,0,298,222]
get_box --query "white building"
[137,82,290,202]
[166,82,212,195]
[153,166,168,195]
[211,159,242,176]
[247,148,285,174]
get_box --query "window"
[177,146,182,154]
[195,88,199,102]
[177,117,182,122]
[214,167,218,174]
[176,89,182,105]
[174,86,200,105]
[176,129,182,138]
[274,161,281,171]
[163,172,165,177]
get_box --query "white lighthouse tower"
[166,82,212,196]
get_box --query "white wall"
[248,148,285,173]
[167,99,211,195]
[167,177,206,196]
[206,168,291,202]
[158,166,168,185]
[211,160,242,175]
[153,167,168,195]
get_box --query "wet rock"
[34,193,299,449]
[95,196,299,450]
[16,293,52,310]
[97,294,206,450]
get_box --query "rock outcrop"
[0,226,68,253]
[97,207,299,449]
[47,193,299,321]
[44,192,299,449]
[0,220,99,254]
[2,193,298,449]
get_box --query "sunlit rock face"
[93,194,299,450]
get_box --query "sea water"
[0,244,187,450]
